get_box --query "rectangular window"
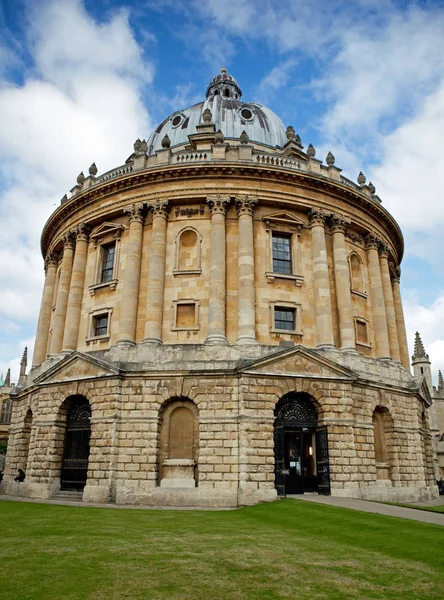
[101,244,115,283]
[94,314,109,337]
[356,320,368,345]
[0,399,12,424]
[274,307,296,331]
[176,303,196,329]
[272,234,292,275]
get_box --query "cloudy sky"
[0,0,443,384]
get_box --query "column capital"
[392,266,401,284]
[235,195,257,217]
[378,244,390,259]
[75,223,91,243]
[61,231,76,250]
[44,251,59,273]
[124,203,145,224]
[365,232,382,250]
[308,207,329,228]
[207,194,230,216]
[330,213,350,234]
[147,200,170,219]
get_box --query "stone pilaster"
[205,195,230,344]
[379,246,401,362]
[365,234,390,359]
[236,195,258,344]
[392,267,410,369]
[331,214,355,350]
[117,204,145,345]
[309,208,334,349]
[143,200,169,344]
[62,224,91,352]
[49,233,75,355]
[32,253,59,366]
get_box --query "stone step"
[53,490,83,501]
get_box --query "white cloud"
[0,0,153,371]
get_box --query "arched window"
[224,88,230,97]
[21,409,33,473]
[372,406,392,480]
[349,252,364,293]
[158,398,198,488]
[214,90,219,95]
[174,228,201,274]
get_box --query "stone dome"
[147,69,288,154]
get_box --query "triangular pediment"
[90,222,125,242]
[35,352,121,385]
[239,346,357,380]
[263,211,305,229]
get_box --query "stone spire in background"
[438,370,444,392]
[18,347,28,386]
[411,332,432,391]
[412,331,429,360]
[5,368,11,387]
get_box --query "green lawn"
[1,499,443,600]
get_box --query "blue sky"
[0,0,443,383]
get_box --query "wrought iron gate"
[315,426,331,495]
[61,400,91,491]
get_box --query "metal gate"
[315,426,331,495]
[61,399,91,491]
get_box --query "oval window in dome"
[241,108,253,120]
[172,115,182,127]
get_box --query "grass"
[0,498,443,600]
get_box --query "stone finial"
[368,181,376,194]
[161,134,171,149]
[61,194,68,204]
[438,370,444,391]
[215,129,225,144]
[357,171,366,185]
[326,151,335,166]
[294,133,302,146]
[140,140,148,154]
[202,108,212,123]
[89,162,98,177]
[412,332,429,360]
[134,138,142,153]
[306,144,316,158]
[286,125,295,140]
[240,130,249,145]
[5,368,11,387]
[76,172,85,185]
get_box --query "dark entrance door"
[274,393,330,496]
[61,399,91,491]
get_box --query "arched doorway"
[274,393,330,496]
[60,396,91,491]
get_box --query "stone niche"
[159,399,198,488]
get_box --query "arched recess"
[420,409,435,486]
[17,408,33,475]
[274,392,330,496]
[372,406,394,481]
[158,397,199,488]
[348,252,365,293]
[174,227,202,274]
[59,395,91,491]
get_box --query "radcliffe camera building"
[1,70,441,506]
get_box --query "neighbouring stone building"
[0,69,439,506]
[0,368,14,445]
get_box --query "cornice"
[40,162,404,261]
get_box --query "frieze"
[174,205,206,218]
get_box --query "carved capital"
[235,195,257,217]
[147,200,170,219]
[61,231,76,250]
[378,244,390,259]
[330,213,350,234]
[207,194,230,216]
[44,252,59,273]
[365,233,382,250]
[75,222,91,243]
[392,266,401,283]
[308,208,329,228]
[124,203,145,225]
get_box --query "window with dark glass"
[94,314,109,337]
[0,399,12,424]
[274,307,295,331]
[101,244,115,283]
[272,234,292,274]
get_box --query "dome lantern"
[206,68,243,100]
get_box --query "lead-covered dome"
[147,69,287,154]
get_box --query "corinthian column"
[365,234,390,359]
[392,267,410,369]
[309,208,334,349]
[50,233,75,355]
[331,214,355,350]
[206,195,229,344]
[236,195,257,344]
[62,224,91,352]
[143,200,169,344]
[117,204,145,345]
[32,253,59,366]
[379,246,400,362]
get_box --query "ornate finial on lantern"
[221,67,227,74]
[326,151,335,166]
[240,130,249,145]
[161,134,171,149]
